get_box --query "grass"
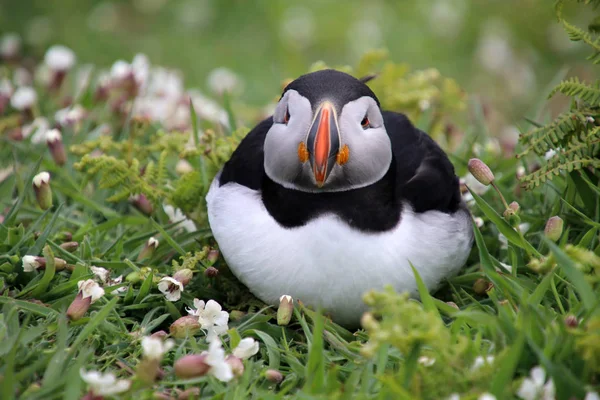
[1,20,600,400]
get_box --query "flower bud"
[178,388,201,400]
[503,201,519,218]
[473,278,491,295]
[265,369,283,384]
[174,354,210,379]
[66,292,92,321]
[176,159,194,175]
[170,315,201,338]
[446,301,459,310]
[564,315,578,328]
[544,216,564,242]
[130,194,153,215]
[45,129,66,166]
[32,172,52,210]
[277,295,294,326]
[60,241,79,252]
[207,249,219,265]
[173,268,193,286]
[150,330,168,340]
[226,355,244,377]
[204,266,219,278]
[54,231,73,242]
[126,271,142,283]
[467,158,495,186]
[138,237,159,261]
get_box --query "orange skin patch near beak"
[297,142,309,163]
[336,144,350,165]
[313,106,331,185]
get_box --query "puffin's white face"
[263,89,392,192]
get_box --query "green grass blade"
[410,262,440,318]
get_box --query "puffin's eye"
[283,107,290,124]
[361,115,370,129]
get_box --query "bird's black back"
[218,111,462,232]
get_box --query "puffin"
[206,69,473,327]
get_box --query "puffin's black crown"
[283,69,380,111]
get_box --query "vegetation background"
[1,0,599,399]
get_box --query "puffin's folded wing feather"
[219,117,273,190]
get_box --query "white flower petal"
[158,276,183,301]
[10,86,37,110]
[517,378,539,400]
[204,339,233,382]
[80,368,130,396]
[479,394,496,400]
[233,338,259,359]
[90,266,109,283]
[586,392,600,400]
[77,279,105,303]
[530,366,546,386]
[22,255,40,272]
[418,356,436,367]
[44,45,76,71]
[141,336,174,360]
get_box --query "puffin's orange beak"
[306,102,340,187]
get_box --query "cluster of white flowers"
[187,298,230,341]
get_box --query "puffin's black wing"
[218,117,273,190]
[383,111,462,214]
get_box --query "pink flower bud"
[45,129,66,166]
[150,330,168,340]
[226,355,244,377]
[32,172,52,210]
[60,241,79,252]
[170,316,201,338]
[204,266,219,278]
[207,249,219,265]
[467,158,495,186]
[564,315,578,328]
[173,269,193,286]
[544,216,564,242]
[473,278,491,295]
[265,369,283,384]
[130,194,153,215]
[66,292,92,321]
[174,354,210,379]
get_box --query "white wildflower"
[447,394,460,400]
[45,128,62,144]
[131,53,150,87]
[141,336,175,360]
[207,67,242,95]
[80,369,131,396]
[188,299,229,342]
[418,356,436,367]
[203,339,233,382]
[472,355,495,371]
[418,99,431,111]
[163,204,196,233]
[77,279,105,303]
[479,394,496,400]
[10,86,37,110]
[90,266,110,283]
[586,392,600,400]
[44,45,76,71]
[55,105,86,127]
[111,60,132,81]
[158,276,184,301]
[22,255,41,272]
[517,366,555,400]
[232,338,259,359]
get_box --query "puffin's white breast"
[206,176,472,327]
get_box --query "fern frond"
[562,20,600,63]
[518,111,587,157]
[549,77,600,105]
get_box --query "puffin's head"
[263,69,392,192]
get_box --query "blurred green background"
[0,0,591,124]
